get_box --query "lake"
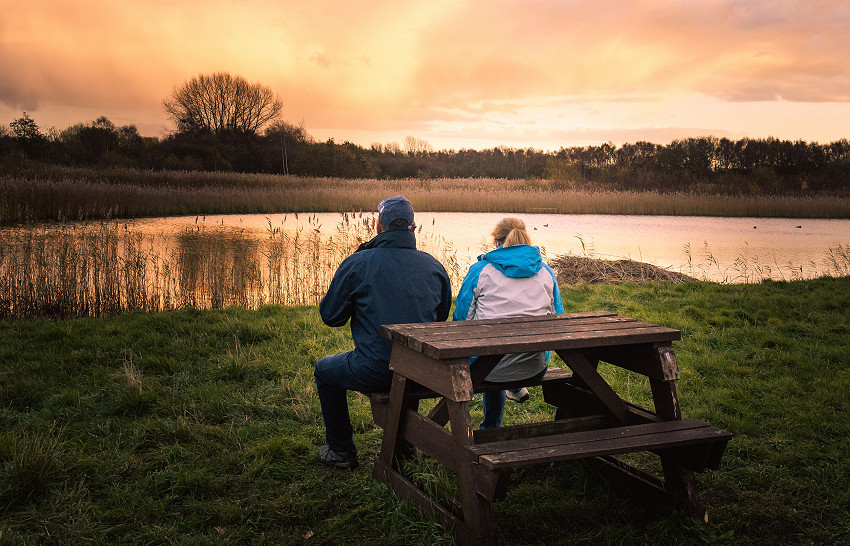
[132,212,850,283]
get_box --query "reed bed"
[3,170,849,225]
[0,214,467,319]
[3,212,847,319]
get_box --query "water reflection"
[135,212,850,283]
[2,213,848,318]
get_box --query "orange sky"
[2,0,849,151]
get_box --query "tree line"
[1,72,848,196]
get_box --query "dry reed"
[550,241,850,285]
[3,172,849,225]
[0,214,467,319]
[550,255,695,284]
[3,212,848,318]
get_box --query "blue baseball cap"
[378,195,414,231]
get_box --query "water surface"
[132,212,850,282]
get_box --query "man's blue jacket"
[319,229,452,372]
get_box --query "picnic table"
[371,311,731,546]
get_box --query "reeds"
[0,214,467,319]
[551,236,850,285]
[3,170,849,225]
[3,211,848,318]
[681,241,850,283]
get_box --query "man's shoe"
[318,445,359,470]
[506,387,530,403]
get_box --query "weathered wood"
[650,377,682,420]
[382,313,680,361]
[556,349,633,425]
[388,343,473,402]
[374,313,728,543]
[473,414,617,444]
[543,380,607,419]
[446,400,499,543]
[427,326,680,360]
[427,398,450,426]
[395,407,458,471]
[661,457,708,522]
[371,366,574,407]
[381,311,617,339]
[375,374,412,473]
[392,316,643,346]
[470,420,731,471]
[582,342,681,381]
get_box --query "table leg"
[648,351,708,522]
[376,373,412,471]
[446,400,501,544]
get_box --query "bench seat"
[468,419,731,472]
[371,366,573,404]
[370,366,573,429]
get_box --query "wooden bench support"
[371,383,730,534]
[371,366,575,428]
[373,315,731,544]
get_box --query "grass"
[3,167,850,225]
[2,278,849,544]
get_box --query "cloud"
[2,0,848,147]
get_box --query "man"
[315,195,452,469]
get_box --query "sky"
[2,0,849,152]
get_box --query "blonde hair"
[491,217,532,247]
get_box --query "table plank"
[427,326,679,359]
[413,322,671,349]
[393,317,646,344]
[383,310,616,333]
[381,313,620,343]
[382,314,680,360]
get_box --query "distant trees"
[1,109,848,197]
[4,112,48,160]
[163,72,283,135]
[264,120,312,175]
[55,116,154,168]
[403,136,433,155]
[9,113,43,140]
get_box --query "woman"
[453,217,564,429]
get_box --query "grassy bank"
[3,167,850,225]
[2,278,848,544]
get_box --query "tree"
[403,136,432,156]
[10,112,43,140]
[264,120,311,174]
[163,72,283,135]
[8,112,48,159]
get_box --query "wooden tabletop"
[381,311,681,360]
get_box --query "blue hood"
[479,244,543,279]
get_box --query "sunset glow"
[2,0,849,150]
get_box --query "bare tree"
[403,136,432,156]
[163,72,283,135]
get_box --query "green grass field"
[2,278,849,544]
